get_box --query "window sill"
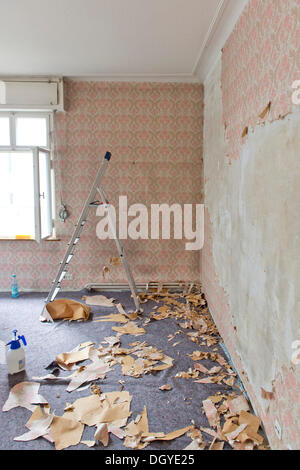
[0,236,61,242]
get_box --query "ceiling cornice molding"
[191,0,227,76]
[193,0,249,83]
[66,74,200,83]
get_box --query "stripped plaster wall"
[0,81,204,291]
[201,0,300,449]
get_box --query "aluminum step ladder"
[43,151,140,312]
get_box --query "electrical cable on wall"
[53,110,69,223]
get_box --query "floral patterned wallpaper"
[222,0,300,160]
[0,81,204,291]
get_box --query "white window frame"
[0,112,12,147]
[33,147,53,242]
[0,111,50,150]
[0,111,55,242]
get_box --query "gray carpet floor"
[0,290,238,451]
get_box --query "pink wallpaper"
[222,0,300,160]
[202,0,300,448]
[0,81,204,291]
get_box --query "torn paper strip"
[82,295,115,307]
[3,382,48,412]
[202,399,219,428]
[50,415,84,450]
[93,313,129,324]
[66,360,110,392]
[56,344,93,369]
[112,322,146,336]
[81,440,96,447]
[94,423,109,446]
[14,412,54,442]
[142,426,192,442]
[227,395,250,414]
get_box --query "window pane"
[16,116,48,147]
[0,117,10,145]
[0,153,10,206]
[0,152,35,238]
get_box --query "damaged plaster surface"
[202,57,300,449]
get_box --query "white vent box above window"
[0,79,64,110]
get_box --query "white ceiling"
[0,0,248,82]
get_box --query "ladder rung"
[67,238,80,247]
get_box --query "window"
[0,116,10,145]
[0,112,53,242]
[16,116,48,147]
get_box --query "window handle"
[40,192,45,199]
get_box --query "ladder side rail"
[96,186,140,310]
[120,258,140,310]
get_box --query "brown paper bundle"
[46,299,90,322]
